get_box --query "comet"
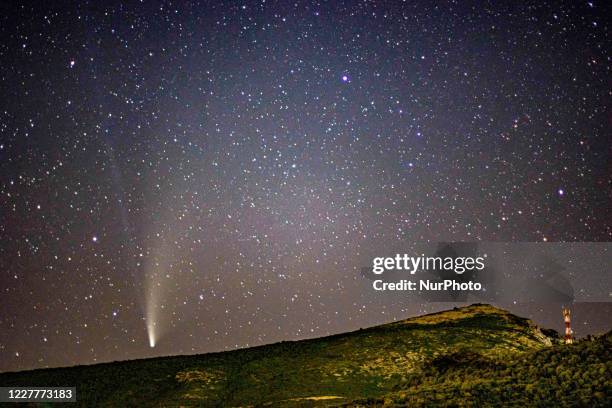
[147,321,156,348]
[144,206,184,349]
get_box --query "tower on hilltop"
[562,306,573,344]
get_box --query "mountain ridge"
[0,303,550,375]
[1,304,609,407]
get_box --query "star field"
[0,0,610,372]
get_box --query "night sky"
[0,1,610,372]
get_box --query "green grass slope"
[0,304,609,407]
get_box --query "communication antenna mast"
[562,306,573,344]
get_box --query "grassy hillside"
[1,304,610,407]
